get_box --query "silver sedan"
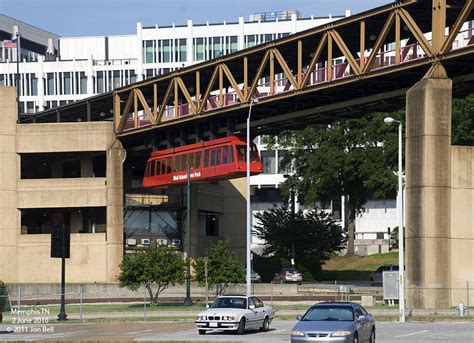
[290,302,376,342]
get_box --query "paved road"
[1,321,474,342]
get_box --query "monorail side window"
[229,147,235,163]
[223,146,229,164]
[236,146,245,162]
[155,160,161,175]
[210,149,217,166]
[215,149,222,165]
[251,145,259,162]
[166,158,172,173]
[194,151,201,168]
[145,161,151,177]
[161,159,166,175]
[175,156,181,172]
[204,150,210,167]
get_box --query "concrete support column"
[405,77,452,308]
[105,140,126,282]
[0,87,19,283]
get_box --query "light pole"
[283,174,296,266]
[384,116,405,323]
[246,97,258,298]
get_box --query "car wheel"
[198,329,206,335]
[369,328,375,343]
[236,318,246,335]
[353,332,359,343]
[260,316,270,332]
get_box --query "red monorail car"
[143,136,263,188]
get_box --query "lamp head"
[250,97,259,104]
[384,117,396,125]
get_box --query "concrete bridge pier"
[405,75,452,309]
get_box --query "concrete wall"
[0,87,125,284]
[450,146,474,306]
[0,87,19,283]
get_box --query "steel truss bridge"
[26,0,474,151]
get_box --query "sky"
[1,0,392,37]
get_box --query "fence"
[0,282,471,324]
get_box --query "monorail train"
[143,136,263,188]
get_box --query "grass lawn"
[320,252,399,282]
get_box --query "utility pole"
[290,188,295,266]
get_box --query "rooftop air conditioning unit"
[156,238,168,246]
[171,239,181,246]
[141,238,151,246]
[126,238,137,246]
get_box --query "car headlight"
[331,331,351,337]
[196,315,207,321]
[221,315,237,321]
[291,330,305,337]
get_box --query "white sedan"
[195,295,274,335]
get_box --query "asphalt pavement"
[1,320,474,342]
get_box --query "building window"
[193,37,205,61]
[63,72,72,95]
[46,72,55,95]
[143,40,155,63]
[21,152,106,179]
[21,207,107,234]
[175,38,187,62]
[245,35,257,48]
[226,36,238,54]
[159,39,172,63]
[76,71,87,94]
[198,212,219,236]
[261,150,276,174]
[260,33,274,43]
[208,37,223,59]
[277,150,291,174]
[96,71,105,93]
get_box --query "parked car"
[274,268,303,284]
[291,301,376,343]
[251,270,262,283]
[369,265,399,285]
[195,295,274,335]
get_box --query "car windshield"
[210,297,247,309]
[302,306,354,321]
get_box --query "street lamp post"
[384,116,405,323]
[283,174,296,266]
[246,97,258,298]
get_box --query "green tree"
[274,112,400,255]
[119,245,184,304]
[452,94,474,146]
[253,206,346,280]
[194,240,245,295]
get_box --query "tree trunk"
[346,208,355,256]
[145,283,156,303]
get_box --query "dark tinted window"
[223,146,229,164]
[194,151,201,168]
[174,156,181,172]
[204,150,210,167]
